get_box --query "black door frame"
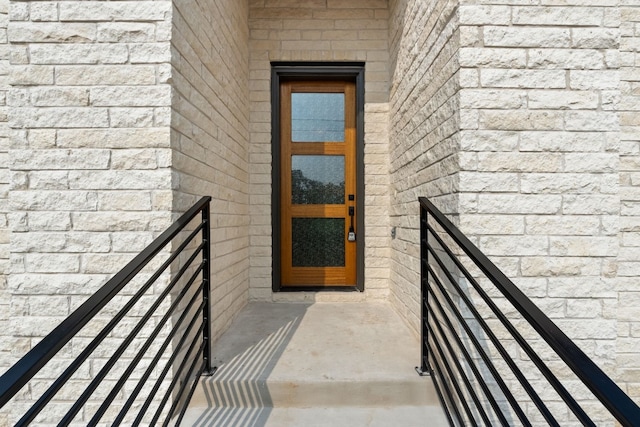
[271,62,365,292]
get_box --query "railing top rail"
[0,196,212,408]
[419,196,640,427]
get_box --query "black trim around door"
[271,62,365,292]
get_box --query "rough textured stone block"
[460,5,511,25]
[8,23,96,43]
[59,1,171,22]
[10,107,109,128]
[481,69,566,89]
[484,26,571,48]
[97,22,156,43]
[10,66,54,86]
[90,86,171,107]
[30,44,129,65]
[11,149,110,170]
[512,6,604,26]
[55,65,157,86]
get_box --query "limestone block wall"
[458,0,620,380]
[247,0,392,301]
[389,0,640,419]
[454,1,624,420]
[619,2,640,402]
[388,0,461,329]
[0,0,9,384]
[171,0,250,342]
[0,0,637,423]
[0,0,9,421]
[4,1,174,423]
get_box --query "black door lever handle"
[348,206,356,242]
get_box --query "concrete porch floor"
[182,301,447,426]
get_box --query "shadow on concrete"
[190,302,312,427]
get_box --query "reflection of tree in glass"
[291,169,344,205]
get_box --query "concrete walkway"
[182,302,447,426]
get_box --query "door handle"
[348,206,356,242]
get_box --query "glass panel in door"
[291,93,345,142]
[291,155,345,205]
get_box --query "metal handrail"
[0,196,214,426]
[418,196,640,427]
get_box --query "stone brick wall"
[4,1,174,423]
[0,0,9,379]
[247,0,391,301]
[171,0,250,342]
[389,0,640,420]
[388,0,461,329]
[0,0,250,421]
[0,0,638,422]
[0,0,9,423]
[619,2,640,402]
[458,0,621,401]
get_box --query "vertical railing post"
[417,200,430,376]
[201,201,215,376]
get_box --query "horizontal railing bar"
[428,316,479,426]
[429,227,572,427]
[174,359,205,427]
[426,215,604,424]
[0,196,211,409]
[113,282,205,425]
[60,247,206,426]
[134,314,205,426]
[163,342,206,427]
[427,262,532,427]
[427,295,502,426]
[14,225,207,427]
[427,232,561,426]
[429,299,509,427]
[420,197,640,426]
[428,354,456,427]
[87,260,205,426]
[151,334,205,426]
[426,224,589,425]
[427,285,510,427]
[427,339,466,426]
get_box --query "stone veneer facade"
[0,0,639,424]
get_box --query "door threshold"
[278,286,360,292]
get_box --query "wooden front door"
[280,80,357,287]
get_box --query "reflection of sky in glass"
[292,93,344,142]
[292,156,344,184]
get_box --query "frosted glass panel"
[292,218,345,267]
[291,155,344,205]
[291,93,344,142]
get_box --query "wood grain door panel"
[280,80,357,287]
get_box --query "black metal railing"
[418,197,640,427]
[0,196,214,426]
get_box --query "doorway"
[271,64,364,291]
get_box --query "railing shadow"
[191,302,310,427]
